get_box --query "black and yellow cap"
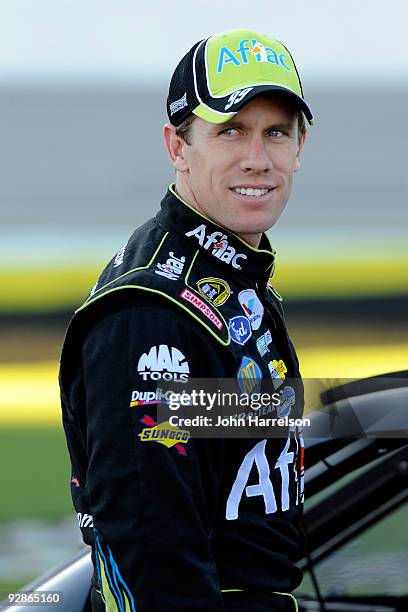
[167,28,313,126]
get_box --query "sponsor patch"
[228,315,252,346]
[237,356,263,394]
[139,414,189,455]
[256,330,272,356]
[278,385,296,417]
[196,277,231,306]
[130,390,163,406]
[238,289,264,330]
[185,224,247,269]
[137,345,190,383]
[113,241,128,267]
[169,92,188,115]
[77,512,94,528]
[180,288,223,330]
[155,252,186,280]
[130,387,188,406]
[268,359,287,389]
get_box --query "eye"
[266,129,286,138]
[219,127,238,136]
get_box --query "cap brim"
[192,84,313,125]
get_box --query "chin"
[231,213,281,236]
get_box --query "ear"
[294,129,307,173]
[163,123,189,172]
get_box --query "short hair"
[176,100,307,146]
[175,114,196,145]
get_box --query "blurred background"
[0,0,407,599]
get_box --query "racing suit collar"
[155,185,276,281]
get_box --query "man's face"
[169,94,306,246]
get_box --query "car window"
[296,502,408,598]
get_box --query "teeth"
[233,187,269,196]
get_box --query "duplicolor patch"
[180,288,223,330]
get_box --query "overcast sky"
[1,0,407,85]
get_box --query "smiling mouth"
[231,187,274,197]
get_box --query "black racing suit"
[60,185,305,612]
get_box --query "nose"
[239,135,273,174]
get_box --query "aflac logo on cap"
[217,39,291,73]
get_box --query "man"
[60,28,313,612]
